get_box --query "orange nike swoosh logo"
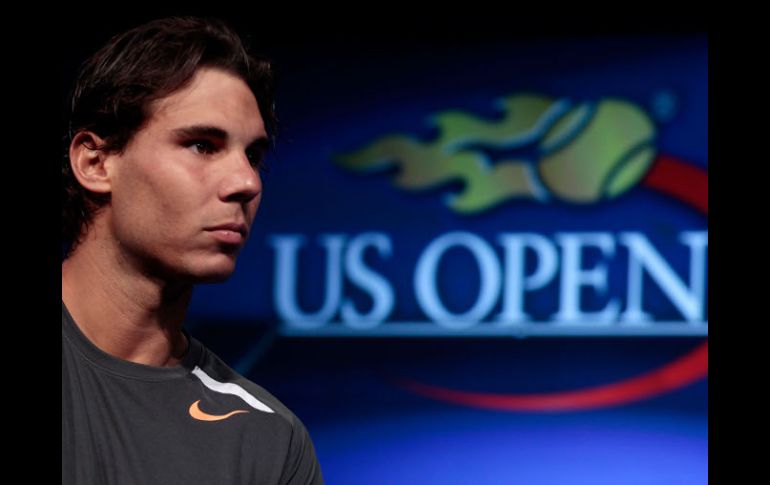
[188,399,249,421]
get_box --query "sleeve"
[279,415,324,485]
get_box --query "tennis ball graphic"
[537,99,656,203]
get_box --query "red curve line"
[397,341,707,412]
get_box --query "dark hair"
[62,16,277,256]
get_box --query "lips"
[206,223,248,237]
[205,223,248,245]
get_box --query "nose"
[218,151,262,205]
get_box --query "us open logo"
[266,93,707,411]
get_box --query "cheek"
[111,162,198,240]
[110,191,165,245]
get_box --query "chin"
[196,262,239,283]
[177,253,239,284]
[155,248,241,284]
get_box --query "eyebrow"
[172,124,270,152]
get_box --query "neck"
[62,227,193,367]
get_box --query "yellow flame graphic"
[334,93,656,213]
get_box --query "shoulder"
[191,337,298,424]
[192,339,325,483]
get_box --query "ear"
[68,131,116,195]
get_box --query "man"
[61,16,324,484]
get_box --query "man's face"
[105,67,268,283]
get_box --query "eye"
[246,148,270,173]
[186,139,217,155]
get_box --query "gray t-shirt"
[62,301,323,484]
